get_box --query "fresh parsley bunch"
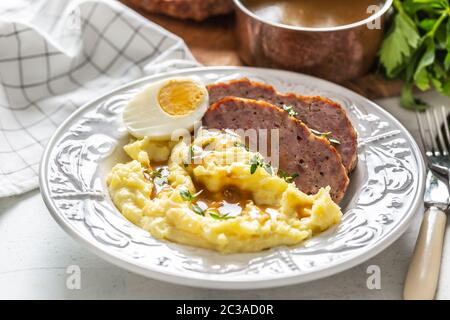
[380,0,450,110]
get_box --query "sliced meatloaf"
[207,78,358,172]
[202,97,349,203]
[126,0,234,21]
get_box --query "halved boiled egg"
[123,77,208,140]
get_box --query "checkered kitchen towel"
[0,0,198,197]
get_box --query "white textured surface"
[0,91,449,299]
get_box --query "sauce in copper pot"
[243,0,383,28]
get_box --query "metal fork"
[418,107,450,178]
[404,106,450,300]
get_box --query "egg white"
[123,76,208,140]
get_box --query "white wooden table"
[1,91,449,300]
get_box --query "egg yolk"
[158,80,205,116]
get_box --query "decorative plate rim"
[39,66,425,289]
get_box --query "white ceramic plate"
[40,67,425,289]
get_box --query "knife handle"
[404,206,447,300]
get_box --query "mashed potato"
[107,129,342,253]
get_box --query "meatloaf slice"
[125,0,234,21]
[202,97,349,203]
[207,78,358,172]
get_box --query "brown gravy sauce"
[243,0,382,28]
[196,186,280,220]
[145,162,282,220]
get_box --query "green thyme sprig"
[180,189,203,202]
[209,211,234,220]
[143,168,168,186]
[234,141,249,151]
[282,105,298,117]
[152,168,168,186]
[310,129,341,145]
[278,170,299,183]
[249,154,273,175]
[192,203,206,216]
[180,189,205,216]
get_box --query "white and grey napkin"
[0,0,198,197]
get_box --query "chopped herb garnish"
[234,141,249,151]
[179,189,203,202]
[180,189,206,216]
[262,162,273,175]
[152,169,162,178]
[209,212,234,220]
[249,156,259,174]
[310,129,331,138]
[192,203,205,216]
[249,155,272,175]
[278,169,299,183]
[193,189,203,198]
[143,168,168,186]
[180,189,191,201]
[152,168,168,186]
[310,129,341,145]
[188,145,195,163]
[328,138,341,145]
[143,169,152,180]
[282,105,298,118]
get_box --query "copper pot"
[233,0,393,83]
